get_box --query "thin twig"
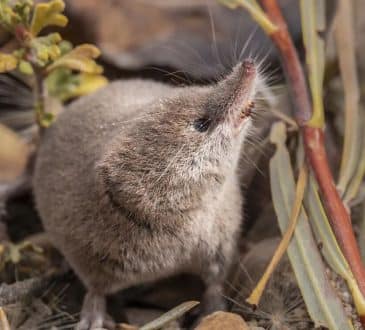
[0,275,51,306]
[247,164,308,306]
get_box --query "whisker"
[146,66,192,85]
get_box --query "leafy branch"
[0,0,108,128]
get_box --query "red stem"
[260,0,365,301]
[304,127,365,294]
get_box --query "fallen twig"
[0,274,53,306]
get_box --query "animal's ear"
[94,136,127,207]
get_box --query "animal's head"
[97,60,261,221]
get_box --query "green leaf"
[0,52,18,72]
[58,40,73,55]
[29,33,62,66]
[18,59,33,74]
[30,0,68,36]
[336,0,363,200]
[300,0,326,128]
[39,111,55,128]
[0,0,30,31]
[13,0,32,27]
[46,67,78,100]
[305,172,365,316]
[343,112,365,203]
[269,122,353,329]
[219,0,277,35]
[46,68,107,102]
[47,44,103,74]
[69,73,108,98]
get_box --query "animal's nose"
[241,59,256,79]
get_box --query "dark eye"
[193,117,211,132]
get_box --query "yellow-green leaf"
[336,0,362,198]
[47,44,103,74]
[300,0,326,128]
[46,68,108,102]
[0,52,17,72]
[30,0,68,36]
[269,122,354,329]
[69,73,108,99]
[18,60,33,74]
[39,111,55,128]
[219,0,277,35]
[30,33,62,66]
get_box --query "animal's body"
[33,60,259,329]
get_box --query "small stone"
[194,311,249,330]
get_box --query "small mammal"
[33,60,260,329]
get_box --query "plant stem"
[260,0,312,126]
[33,66,46,132]
[219,0,278,35]
[260,0,365,313]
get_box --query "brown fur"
[33,61,259,329]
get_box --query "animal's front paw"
[76,311,116,330]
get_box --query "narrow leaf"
[305,173,365,316]
[343,113,365,203]
[269,122,353,329]
[336,0,362,197]
[359,203,365,263]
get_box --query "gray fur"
[33,61,259,329]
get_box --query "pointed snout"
[225,59,258,128]
[240,59,257,83]
[207,59,258,131]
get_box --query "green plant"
[0,0,107,128]
[219,0,365,328]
